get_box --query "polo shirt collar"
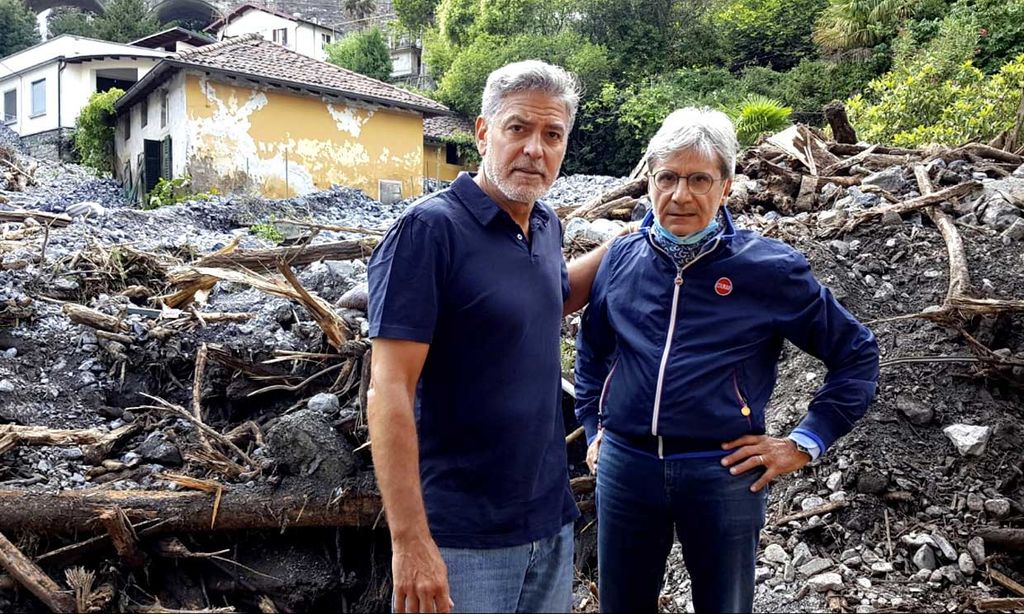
[451,172,552,229]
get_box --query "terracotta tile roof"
[424,114,476,140]
[174,34,449,114]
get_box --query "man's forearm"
[564,240,611,316]
[367,383,431,541]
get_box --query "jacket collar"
[451,171,552,230]
[639,205,738,241]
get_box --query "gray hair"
[480,60,582,130]
[645,107,738,179]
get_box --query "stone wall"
[20,128,76,163]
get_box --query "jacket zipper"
[733,369,752,428]
[650,237,722,448]
[598,361,618,417]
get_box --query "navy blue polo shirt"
[368,172,579,549]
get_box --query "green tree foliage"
[846,13,1024,146]
[92,0,163,42]
[345,0,377,20]
[394,0,440,32]
[0,0,40,58]
[73,88,123,174]
[729,94,792,145]
[433,31,610,116]
[436,0,478,46]
[47,8,99,38]
[813,0,919,52]
[325,27,393,82]
[714,0,829,69]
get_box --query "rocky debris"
[808,572,844,592]
[265,409,357,481]
[943,424,992,456]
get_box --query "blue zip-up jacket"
[574,207,879,454]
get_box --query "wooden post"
[824,101,858,144]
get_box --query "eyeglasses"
[648,169,721,195]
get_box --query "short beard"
[481,144,550,205]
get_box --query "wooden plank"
[0,530,75,612]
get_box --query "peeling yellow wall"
[183,73,424,200]
[423,142,476,182]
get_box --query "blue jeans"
[436,522,574,613]
[597,433,766,614]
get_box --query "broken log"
[832,181,980,235]
[0,530,75,612]
[0,210,71,228]
[827,143,921,157]
[62,303,128,334]
[772,500,848,526]
[578,196,637,221]
[194,239,376,270]
[978,528,1024,552]
[820,144,878,177]
[914,165,973,300]
[0,488,383,534]
[976,598,1024,611]
[564,177,646,220]
[824,102,858,144]
[98,507,144,568]
[0,424,137,460]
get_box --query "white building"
[0,35,171,159]
[204,4,341,63]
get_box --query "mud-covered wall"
[182,72,424,200]
[423,142,475,182]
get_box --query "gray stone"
[870,562,894,575]
[966,492,985,512]
[856,470,888,494]
[856,577,873,589]
[847,186,881,207]
[0,379,14,393]
[913,545,937,571]
[1013,163,1024,178]
[881,210,903,226]
[784,561,796,582]
[984,498,1012,519]
[764,544,790,565]
[818,209,847,226]
[958,553,976,576]
[967,536,986,566]
[564,217,591,243]
[585,219,622,243]
[136,434,183,466]
[808,572,844,593]
[829,491,848,503]
[910,569,932,583]
[931,534,957,561]
[862,167,909,193]
[902,534,936,548]
[307,392,341,413]
[336,282,369,311]
[792,542,812,567]
[896,396,934,425]
[801,496,826,511]
[861,549,881,565]
[324,259,360,280]
[755,566,773,584]
[826,471,843,492]
[829,240,851,257]
[943,424,991,456]
[800,557,833,577]
[1001,219,1024,241]
[265,408,356,481]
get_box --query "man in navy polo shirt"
[367,61,613,613]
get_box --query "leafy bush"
[738,55,888,116]
[146,175,217,210]
[325,28,393,81]
[73,89,124,174]
[729,95,793,146]
[813,0,919,52]
[847,12,1024,146]
[250,217,285,244]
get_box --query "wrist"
[786,437,812,462]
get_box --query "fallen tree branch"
[564,177,646,220]
[0,530,75,612]
[133,394,257,470]
[773,500,849,526]
[914,165,973,300]
[194,239,376,271]
[0,424,137,459]
[0,210,70,228]
[0,488,383,533]
[978,528,1024,552]
[830,181,980,236]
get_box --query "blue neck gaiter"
[649,213,724,268]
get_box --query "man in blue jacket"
[575,107,879,613]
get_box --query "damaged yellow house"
[112,34,451,203]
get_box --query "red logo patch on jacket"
[715,277,733,296]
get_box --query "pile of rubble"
[0,128,1022,612]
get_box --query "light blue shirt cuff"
[787,432,821,460]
